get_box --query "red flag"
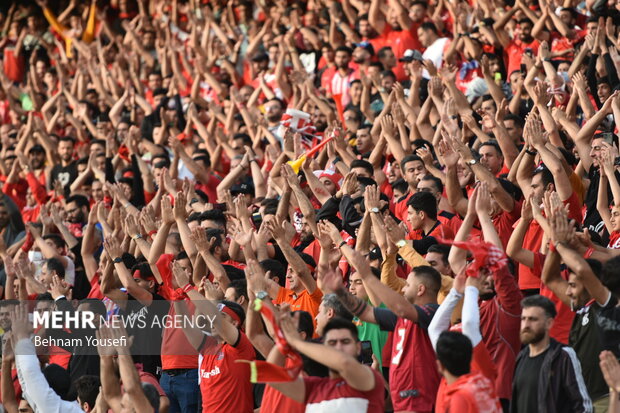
[436,237,507,278]
[237,299,303,383]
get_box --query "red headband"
[218,304,241,325]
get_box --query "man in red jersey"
[268,316,384,412]
[324,246,441,413]
[172,261,256,413]
[435,331,502,413]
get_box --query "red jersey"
[505,38,540,77]
[379,305,441,412]
[437,372,502,413]
[493,200,522,250]
[479,264,522,400]
[532,252,575,344]
[436,340,498,412]
[394,191,413,222]
[156,254,199,370]
[303,368,385,412]
[518,192,582,290]
[608,231,620,249]
[199,332,255,413]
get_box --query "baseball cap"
[353,41,375,56]
[399,49,424,62]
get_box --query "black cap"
[230,182,255,196]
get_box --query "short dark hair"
[380,70,396,80]
[43,234,66,249]
[504,113,525,128]
[322,317,359,341]
[261,259,287,286]
[419,175,443,194]
[532,165,554,189]
[66,194,90,209]
[602,256,620,296]
[295,310,314,339]
[261,198,279,216]
[427,244,451,264]
[200,210,227,227]
[420,22,438,34]
[228,279,248,302]
[79,299,107,318]
[436,331,472,377]
[46,257,65,278]
[392,178,409,194]
[407,191,438,220]
[521,295,557,318]
[335,45,353,55]
[401,154,423,172]
[377,46,393,60]
[266,97,286,110]
[517,18,534,26]
[350,159,374,176]
[75,375,100,408]
[412,265,442,294]
[58,136,76,146]
[233,133,253,146]
[479,141,503,157]
[322,294,353,321]
[206,228,225,251]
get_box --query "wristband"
[182,283,194,294]
[548,241,557,253]
[132,234,143,240]
[338,240,348,248]
[148,230,157,239]
[584,247,594,259]
[525,149,537,156]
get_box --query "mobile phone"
[520,64,527,73]
[360,341,373,366]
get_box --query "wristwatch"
[256,291,269,301]
[370,207,380,213]
[467,159,477,166]
[113,257,123,264]
[396,240,407,248]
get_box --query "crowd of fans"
[3,0,620,412]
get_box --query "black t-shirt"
[513,348,548,413]
[594,293,620,357]
[570,302,609,400]
[50,162,78,194]
[120,292,169,376]
[584,166,620,234]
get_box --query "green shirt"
[355,302,388,366]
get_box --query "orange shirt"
[275,287,323,320]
